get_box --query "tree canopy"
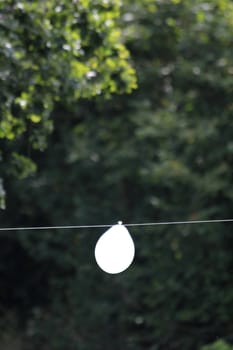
[0,0,233,349]
[0,0,136,208]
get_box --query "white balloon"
[94,223,135,274]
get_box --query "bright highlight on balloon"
[94,222,135,274]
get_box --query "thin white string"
[0,218,232,231]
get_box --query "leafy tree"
[0,0,233,349]
[0,0,136,208]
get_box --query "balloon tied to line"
[94,218,233,274]
[94,221,135,274]
[0,218,233,275]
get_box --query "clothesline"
[0,218,232,231]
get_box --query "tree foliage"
[0,0,233,349]
[202,340,233,350]
[0,0,136,208]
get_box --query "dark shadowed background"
[0,0,233,349]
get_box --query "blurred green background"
[0,0,233,349]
